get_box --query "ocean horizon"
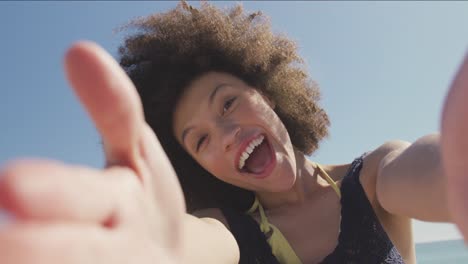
[416,239,468,263]
[2,212,468,263]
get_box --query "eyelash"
[223,97,236,114]
[196,135,207,152]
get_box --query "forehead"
[186,71,246,96]
[179,71,245,107]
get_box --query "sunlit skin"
[173,72,328,209]
[170,71,433,263]
[0,42,466,264]
[173,72,350,262]
[172,70,422,263]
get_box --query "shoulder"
[362,139,411,177]
[367,140,411,163]
[336,141,415,260]
[358,140,411,208]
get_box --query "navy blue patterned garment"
[320,155,405,263]
[222,155,406,263]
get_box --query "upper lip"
[234,133,265,172]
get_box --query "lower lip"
[245,138,276,179]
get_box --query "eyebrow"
[209,83,229,107]
[181,83,229,148]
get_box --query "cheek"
[246,100,276,122]
[197,150,232,179]
[240,99,292,148]
[259,106,290,145]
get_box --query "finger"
[138,124,186,212]
[0,223,112,264]
[0,159,137,226]
[64,41,186,210]
[0,223,177,264]
[127,124,186,251]
[64,41,144,168]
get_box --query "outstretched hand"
[0,42,186,263]
[441,53,468,242]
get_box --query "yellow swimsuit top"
[246,163,341,264]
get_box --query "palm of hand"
[0,42,186,263]
[441,54,468,241]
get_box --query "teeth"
[238,135,265,170]
[247,146,254,154]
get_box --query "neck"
[255,149,325,210]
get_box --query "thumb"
[64,41,144,169]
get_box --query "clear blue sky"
[1,1,467,243]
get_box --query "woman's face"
[173,72,297,193]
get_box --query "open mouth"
[237,134,275,178]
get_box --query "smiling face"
[173,72,298,193]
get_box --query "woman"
[0,2,467,263]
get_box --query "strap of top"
[314,163,341,198]
[246,162,341,264]
[247,196,303,264]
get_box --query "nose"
[220,124,241,152]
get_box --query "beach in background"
[1,2,468,263]
[417,239,468,263]
[1,211,468,262]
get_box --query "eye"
[196,135,207,152]
[223,97,236,115]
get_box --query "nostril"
[223,126,241,152]
[225,139,235,152]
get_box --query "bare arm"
[376,134,451,222]
[0,42,239,264]
[376,54,468,227]
[181,213,239,263]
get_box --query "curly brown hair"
[117,1,329,213]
